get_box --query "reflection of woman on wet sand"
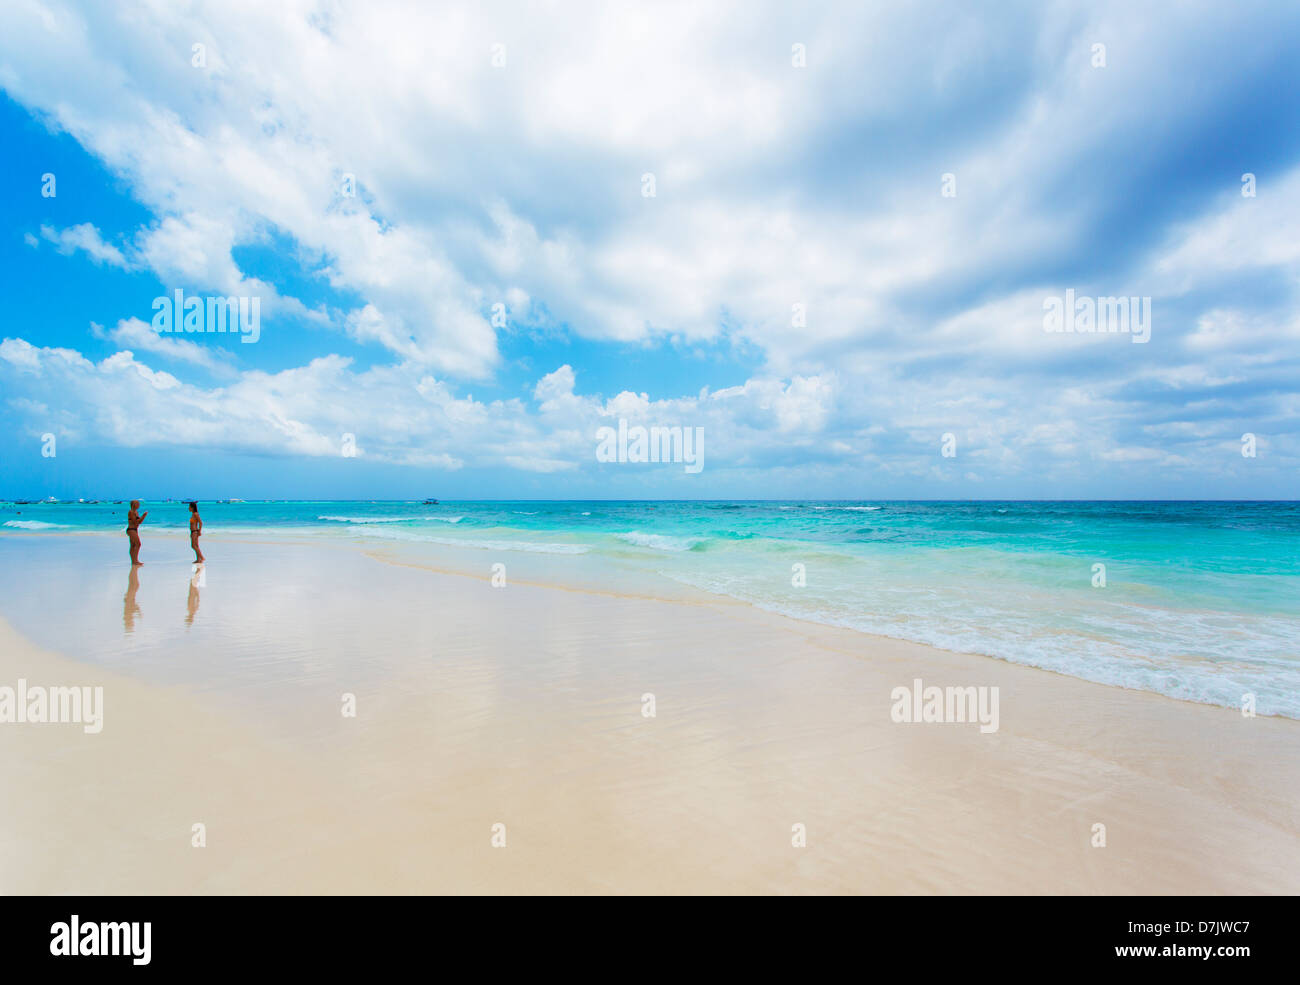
[186,570,201,627]
[188,501,205,563]
[126,500,148,565]
[123,566,141,632]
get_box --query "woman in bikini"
[126,500,148,565]
[189,501,205,563]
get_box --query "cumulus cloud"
[0,339,841,475]
[6,336,1292,494]
[90,317,230,371]
[39,223,129,267]
[0,0,1297,493]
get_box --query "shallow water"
[4,499,1298,716]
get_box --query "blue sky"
[1,0,1298,500]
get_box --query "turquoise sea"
[4,499,1298,717]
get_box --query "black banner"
[0,896,1290,972]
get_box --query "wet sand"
[0,533,1297,893]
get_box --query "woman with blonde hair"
[126,500,148,565]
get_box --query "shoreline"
[3,527,1293,721]
[0,533,1297,893]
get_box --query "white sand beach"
[0,532,1297,894]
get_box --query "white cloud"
[0,337,846,473]
[39,223,129,267]
[91,317,229,371]
[0,0,1297,494]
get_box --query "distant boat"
[423,498,439,505]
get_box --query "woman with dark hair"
[188,501,205,563]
